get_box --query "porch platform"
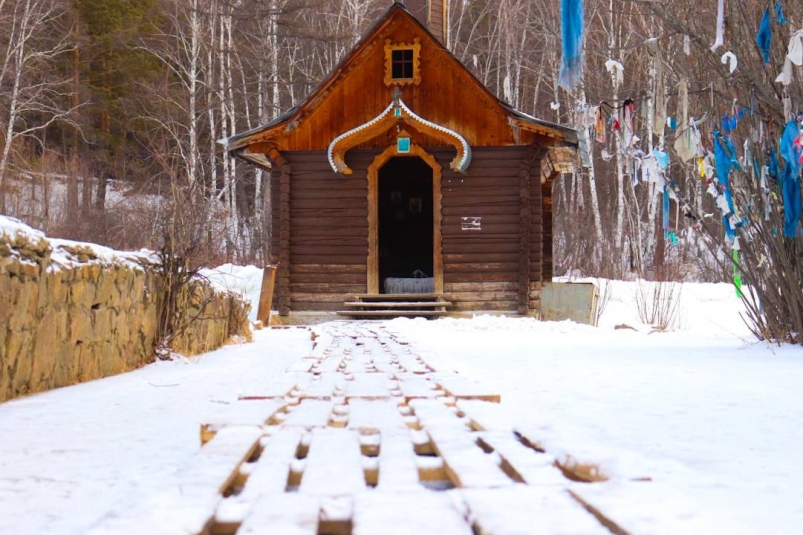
[337,293,454,319]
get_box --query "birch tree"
[0,0,78,212]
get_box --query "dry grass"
[635,279,683,331]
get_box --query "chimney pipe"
[398,0,448,46]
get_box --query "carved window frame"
[384,38,422,86]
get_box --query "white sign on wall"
[461,216,482,231]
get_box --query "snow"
[199,264,265,321]
[1,214,157,269]
[1,265,802,534]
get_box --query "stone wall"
[0,218,251,402]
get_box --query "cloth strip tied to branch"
[558,0,584,89]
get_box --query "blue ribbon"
[776,1,787,24]
[780,121,802,237]
[756,8,772,64]
[558,0,584,89]
[714,131,740,240]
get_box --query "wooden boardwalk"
[89,323,628,535]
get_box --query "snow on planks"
[96,322,623,535]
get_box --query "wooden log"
[279,161,292,315]
[451,301,518,311]
[443,262,519,273]
[291,292,356,303]
[292,198,366,210]
[443,253,519,264]
[290,273,365,284]
[256,265,278,325]
[293,302,344,312]
[442,242,519,255]
[291,255,366,265]
[291,284,365,294]
[292,264,367,274]
[443,215,520,227]
[443,205,521,216]
[291,227,368,238]
[445,281,517,292]
[444,272,516,283]
[291,217,368,229]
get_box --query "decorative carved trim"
[328,98,471,175]
[366,143,443,295]
[384,38,422,86]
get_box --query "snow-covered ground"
[1,267,801,534]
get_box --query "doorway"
[378,157,433,293]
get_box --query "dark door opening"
[378,157,433,294]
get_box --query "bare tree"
[0,0,79,212]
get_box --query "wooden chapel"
[222,0,579,322]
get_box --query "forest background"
[0,0,801,307]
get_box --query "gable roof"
[221,3,576,157]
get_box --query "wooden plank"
[351,293,453,300]
[237,494,320,535]
[475,431,566,488]
[376,429,422,490]
[337,310,449,317]
[347,398,407,428]
[87,426,263,535]
[344,376,396,400]
[460,486,609,535]
[435,373,500,403]
[300,428,367,495]
[281,399,335,426]
[411,399,512,488]
[449,301,517,312]
[343,301,448,308]
[397,375,439,400]
[214,429,306,525]
[352,492,473,535]
[201,399,285,444]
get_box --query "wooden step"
[336,310,449,317]
[349,293,454,301]
[343,301,450,308]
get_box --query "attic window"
[384,38,421,86]
[392,49,414,79]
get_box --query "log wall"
[271,147,548,315]
[436,146,541,313]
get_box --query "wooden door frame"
[367,143,443,295]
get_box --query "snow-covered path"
[0,329,311,535]
[1,282,802,534]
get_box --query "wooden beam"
[269,147,292,316]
